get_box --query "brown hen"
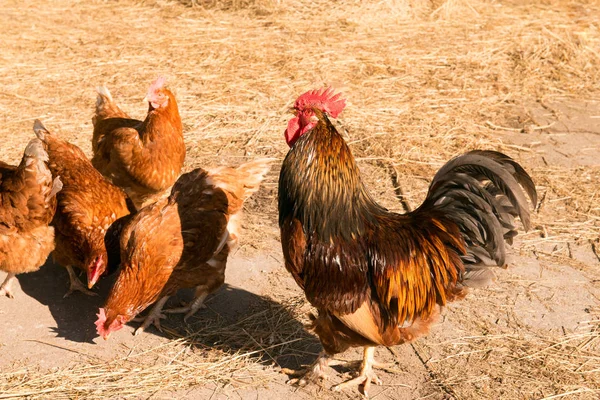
[278,88,537,397]
[33,120,135,297]
[91,77,186,210]
[0,139,62,298]
[96,159,271,339]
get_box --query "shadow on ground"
[18,261,320,370]
[156,283,322,371]
[18,259,115,343]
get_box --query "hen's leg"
[64,265,97,297]
[0,273,16,298]
[285,351,331,386]
[332,346,382,398]
[164,285,209,322]
[134,296,169,335]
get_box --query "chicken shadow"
[131,283,323,371]
[19,263,321,369]
[18,258,116,343]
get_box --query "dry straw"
[0,296,318,399]
[0,0,599,398]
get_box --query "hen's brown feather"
[91,84,185,210]
[108,198,187,319]
[100,159,271,331]
[0,138,60,280]
[34,121,134,282]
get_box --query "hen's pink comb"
[294,87,346,118]
[148,76,167,93]
[95,308,108,337]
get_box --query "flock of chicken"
[0,80,537,397]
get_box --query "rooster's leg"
[134,296,169,336]
[64,265,97,297]
[0,273,16,298]
[164,285,209,322]
[332,346,382,398]
[285,351,331,386]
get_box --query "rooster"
[92,77,186,210]
[96,159,271,339]
[34,120,136,296]
[278,88,537,396]
[0,139,62,298]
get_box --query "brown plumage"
[33,120,135,297]
[91,77,186,210]
[0,139,62,298]
[278,88,537,396]
[96,159,271,339]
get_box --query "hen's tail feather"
[422,150,536,271]
[20,135,62,203]
[207,158,273,201]
[22,138,52,189]
[234,158,274,200]
[93,85,128,124]
[23,138,49,162]
[96,85,113,104]
[48,177,63,198]
[33,119,51,141]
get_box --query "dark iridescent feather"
[420,150,537,273]
[279,110,537,331]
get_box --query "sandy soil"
[1,0,599,399]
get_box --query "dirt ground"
[1,0,599,399]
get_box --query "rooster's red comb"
[294,87,346,118]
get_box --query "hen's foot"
[64,266,97,298]
[165,292,208,322]
[0,273,16,298]
[332,347,382,398]
[134,296,169,336]
[285,352,331,386]
[134,313,166,335]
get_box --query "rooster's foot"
[332,347,382,398]
[285,351,330,386]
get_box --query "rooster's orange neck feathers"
[279,111,385,243]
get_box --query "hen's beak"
[143,95,149,103]
[87,269,101,289]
